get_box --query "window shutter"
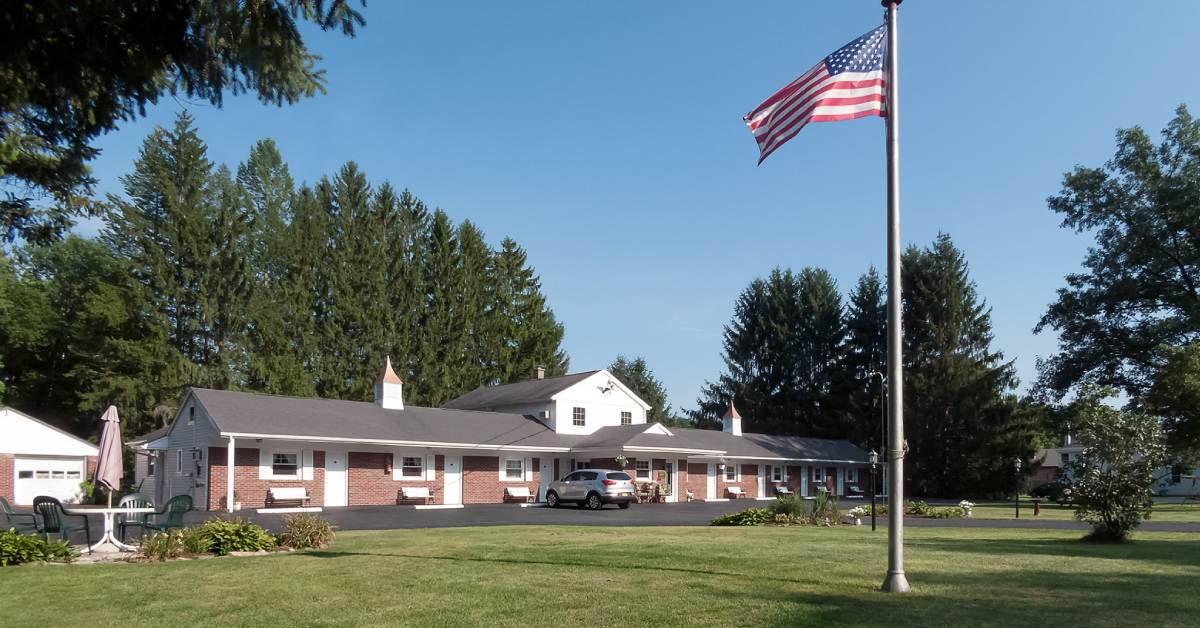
[258,449,271,480]
[425,454,436,481]
[392,450,402,481]
[498,457,505,482]
[302,451,314,480]
[524,457,533,482]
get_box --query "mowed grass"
[1,525,1198,627]
[967,499,1200,522]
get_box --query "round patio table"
[63,504,157,552]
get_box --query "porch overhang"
[217,431,571,453]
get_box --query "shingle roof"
[183,388,867,461]
[190,388,573,450]
[443,371,600,410]
[128,425,170,446]
[743,433,870,462]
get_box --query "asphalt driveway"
[16,499,1200,547]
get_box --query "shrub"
[1067,388,1168,542]
[810,491,840,525]
[709,507,773,526]
[198,518,276,555]
[180,527,212,554]
[771,494,806,518]
[277,513,335,550]
[0,529,76,566]
[139,530,186,561]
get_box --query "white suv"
[545,469,636,509]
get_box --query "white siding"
[162,396,220,508]
[550,372,648,435]
[0,408,99,456]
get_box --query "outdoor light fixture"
[1014,456,1022,519]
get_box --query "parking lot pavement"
[23,497,1200,546]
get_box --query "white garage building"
[1,406,99,505]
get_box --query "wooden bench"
[265,487,310,508]
[505,486,534,503]
[845,485,865,499]
[397,486,433,504]
[725,486,745,499]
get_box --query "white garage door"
[14,457,86,505]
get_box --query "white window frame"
[271,451,301,480]
[635,460,651,480]
[813,466,826,482]
[724,463,739,482]
[574,460,590,471]
[501,458,525,482]
[147,455,156,477]
[399,455,424,479]
[177,450,184,474]
[847,467,860,483]
[572,407,586,427]
[187,406,195,425]
[771,465,783,482]
[621,411,632,426]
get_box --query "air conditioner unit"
[538,411,550,420]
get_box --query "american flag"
[744,25,887,164]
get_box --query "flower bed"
[135,514,335,562]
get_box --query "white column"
[226,436,236,513]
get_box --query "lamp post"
[869,449,879,531]
[1014,457,1022,519]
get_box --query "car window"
[561,472,581,482]
[606,472,631,481]
[578,471,597,481]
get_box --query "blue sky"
[79,1,1200,413]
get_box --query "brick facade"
[463,455,540,504]
[348,452,444,506]
[0,454,12,502]
[207,447,326,510]
[685,462,708,498]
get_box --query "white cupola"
[374,356,404,410]
[722,401,743,436]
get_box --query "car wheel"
[586,493,603,510]
[546,492,559,508]
[618,501,630,509]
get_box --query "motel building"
[134,360,872,511]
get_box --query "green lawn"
[1,525,1198,627]
[966,499,1200,522]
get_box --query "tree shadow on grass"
[300,549,803,581]
[742,570,1200,628]
[908,535,1200,569]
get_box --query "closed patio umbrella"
[94,405,123,507]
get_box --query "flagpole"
[881,0,910,594]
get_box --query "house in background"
[151,359,871,511]
[1,406,99,505]
[128,425,170,505]
[1038,434,1199,499]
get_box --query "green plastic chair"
[144,495,192,533]
[1,496,40,534]
[31,496,91,553]
[117,493,155,541]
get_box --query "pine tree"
[488,237,568,385]
[902,233,1028,497]
[455,220,493,392]
[797,267,846,436]
[838,267,887,449]
[384,189,430,385]
[411,209,464,406]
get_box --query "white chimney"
[722,401,742,436]
[536,365,545,380]
[375,356,404,410]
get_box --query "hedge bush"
[277,513,335,550]
[197,518,276,555]
[0,529,76,566]
[709,508,774,526]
